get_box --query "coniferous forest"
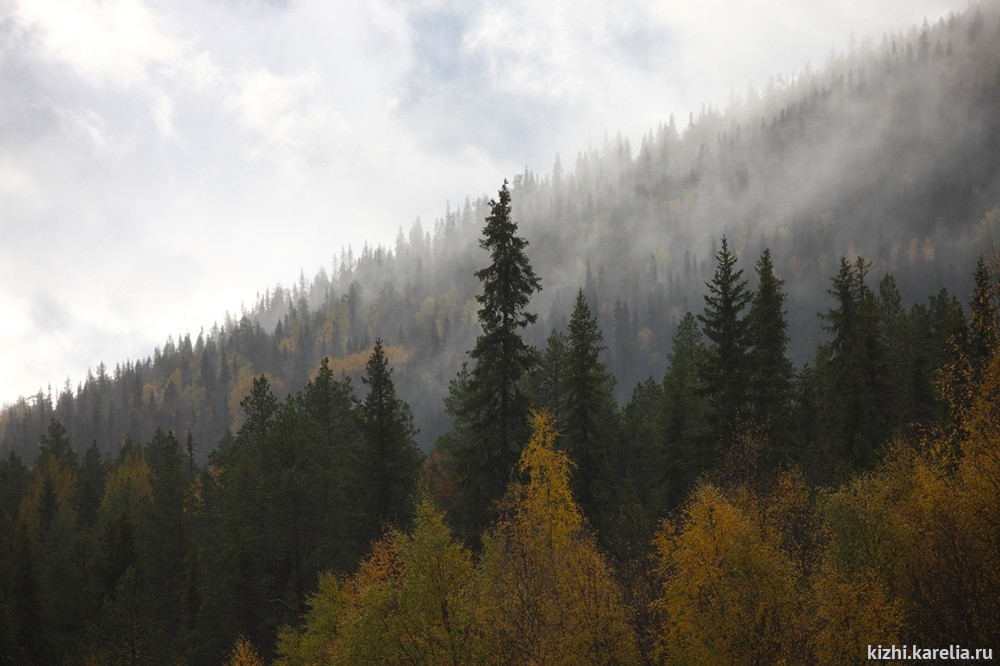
[3,5,1000,665]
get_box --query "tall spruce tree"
[746,248,794,459]
[698,236,752,446]
[441,180,542,540]
[562,289,617,528]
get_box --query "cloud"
[11,0,181,87]
[0,0,972,405]
[230,66,348,175]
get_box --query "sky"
[0,0,970,406]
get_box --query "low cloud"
[0,0,969,404]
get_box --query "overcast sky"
[0,0,969,406]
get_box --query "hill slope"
[2,5,999,461]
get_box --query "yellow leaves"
[100,448,152,519]
[811,563,901,666]
[281,411,637,665]
[478,410,639,665]
[276,497,483,666]
[972,206,1000,243]
[17,452,78,537]
[307,346,410,380]
[652,483,803,665]
[512,410,581,547]
[225,635,265,666]
[636,326,656,354]
[393,500,482,663]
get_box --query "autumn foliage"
[276,410,638,665]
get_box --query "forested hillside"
[1,5,1000,664]
[2,6,1000,460]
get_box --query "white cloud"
[0,160,36,197]
[0,0,973,406]
[230,66,349,177]
[12,0,181,87]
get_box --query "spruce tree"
[562,289,617,528]
[359,339,422,531]
[746,248,794,458]
[525,328,570,422]
[661,312,712,509]
[969,255,998,380]
[819,257,889,474]
[698,236,752,446]
[441,180,542,540]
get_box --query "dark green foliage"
[525,328,570,421]
[818,257,890,476]
[359,339,423,533]
[75,441,106,529]
[698,236,752,445]
[0,9,998,658]
[877,273,909,431]
[562,289,619,528]
[969,255,999,379]
[660,312,712,510]
[441,180,542,541]
[187,356,421,663]
[142,429,189,658]
[747,248,794,460]
[8,420,90,664]
[619,377,666,517]
[0,451,28,521]
[298,358,364,564]
[39,419,76,471]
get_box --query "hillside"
[2,5,999,461]
[4,6,1000,664]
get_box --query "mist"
[0,0,973,409]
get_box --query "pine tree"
[698,236,752,446]
[441,180,542,540]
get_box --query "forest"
[2,4,1000,665]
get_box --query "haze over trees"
[1,5,1000,664]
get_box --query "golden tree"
[275,497,483,665]
[477,410,639,665]
[651,483,807,665]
